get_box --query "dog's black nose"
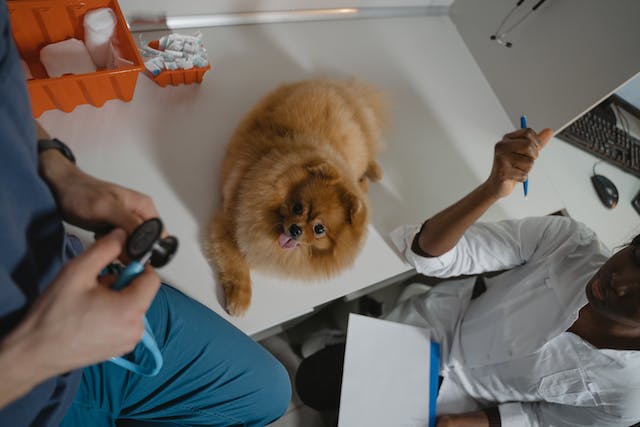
[289,224,302,238]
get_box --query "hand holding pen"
[413,124,553,259]
[486,125,553,200]
[521,115,529,198]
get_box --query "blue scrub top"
[0,2,81,425]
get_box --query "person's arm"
[414,128,553,257]
[0,122,167,409]
[437,400,639,427]
[436,409,492,427]
[498,400,637,427]
[36,121,162,235]
[0,327,44,408]
[35,120,50,141]
[0,229,160,409]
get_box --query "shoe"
[295,342,346,412]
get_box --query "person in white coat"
[389,126,640,427]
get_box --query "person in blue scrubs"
[0,2,290,426]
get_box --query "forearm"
[437,409,492,427]
[35,121,81,194]
[416,127,553,258]
[39,149,77,183]
[416,181,500,257]
[35,120,50,140]
[0,329,52,409]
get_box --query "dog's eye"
[293,203,303,215]
[314,224,325,235]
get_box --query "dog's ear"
[306,161,340,184]
[342,191,367,226]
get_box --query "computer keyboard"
[557,109,640,177]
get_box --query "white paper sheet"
[338,314,439,427]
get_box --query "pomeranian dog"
[207,79,385,316]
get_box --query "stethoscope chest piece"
[151,235,178,267]
[127,218,163,260]
[126,218,178,267]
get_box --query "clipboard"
[337,314,440,427]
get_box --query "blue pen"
[521,115,528,198]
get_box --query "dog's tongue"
[278,233,299,249]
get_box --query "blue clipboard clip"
[109,218,178,376]
[521,115,529,198]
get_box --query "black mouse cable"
[592,160,604,178]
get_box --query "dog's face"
[273,161,368,273]
[235,156,369,278]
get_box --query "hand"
[484,128,553,198]
[436,410,490,427]
[39,150,161,235]
[1,229,161,387]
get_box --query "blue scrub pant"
[61,285,291,427]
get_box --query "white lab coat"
[389,216,640,427]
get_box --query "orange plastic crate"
[145,40,211,87]
[8,0,144,117]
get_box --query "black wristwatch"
[37,138,76,164]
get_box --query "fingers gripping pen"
[521,115,529,198]
[110,218,178,376]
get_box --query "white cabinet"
[451,0,640,131]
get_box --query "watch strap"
[37,138,76,164]
[483,407,502,427]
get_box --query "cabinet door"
[451,0,640,132]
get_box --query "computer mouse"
[591,174,618,208]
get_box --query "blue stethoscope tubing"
[109,260,164,376]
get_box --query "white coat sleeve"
[390,216,598,278]
[498,401,639,427]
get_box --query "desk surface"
[38,15,639,336]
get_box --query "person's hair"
[632,234,640,247]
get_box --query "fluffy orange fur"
[207,79,385,316]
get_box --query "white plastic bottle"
[83,7,117,68]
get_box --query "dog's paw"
[223,281,252,317]
[366,161,383,182]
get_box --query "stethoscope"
[108,218,178,376]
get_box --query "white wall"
[450,0,640,132]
